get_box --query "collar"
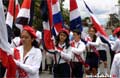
[73,40,81,44]
[58,43,66,48]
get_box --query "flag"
[15,0,20,20]
[6,0,15,43]
[83,0,108,38]
[0,0,12,56]
[70,0,83,32]
[0,1,17,78]
[52,0,63,36]
[40,0,55,52]
[83,0,112,57]
[15,0,33,31]
[29,0,34,26]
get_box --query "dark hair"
[32,40,39,48]
[56,31,70,49]
[116,31,120,38]
[89,26,97,33]
[13,26,20,37]
[89,26,97,42]
[72,29,81,35]
[92,35,97,42]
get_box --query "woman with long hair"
[85,26,100,76]
[111,27,120,78]
[53,28,73,78]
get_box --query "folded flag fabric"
[70,0,83,32]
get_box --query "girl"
[53,28,73,78]
[85,26,100,76]
[111,27,120,78]
[13,26,42,78]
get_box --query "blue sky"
[63,0,118,25]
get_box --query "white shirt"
[36,31,42,43]
[11,37,21,48]
[15,46,42,78]
[97,38,108,51]
[55,43,73,64]
[112,38,120,53]
[111,53,120,78]
[71,40,86,62]
[86,36,100,52]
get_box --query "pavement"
[40,71,53,78]
[40,50,111,78]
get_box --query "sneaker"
[97,72,101,77]
[104,73,109,77]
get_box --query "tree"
[3,0,70,30]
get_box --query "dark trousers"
[86,52,99,70]
[53,63,70,78]
[71,62,83,78]
[0,62,6,78]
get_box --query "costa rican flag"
[83,0,108,38]
[70,0,83,32]
[15,0,32,31]
[0,1,17,78]
[14,0,20,20]
[83,0,112,57]
[40,0,55,52]
[6,0,15,43]
[52,0,63,36]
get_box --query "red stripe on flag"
[52,0,57,4]
[6,55,17,78]
[43,30,55,50]
[8,0,14,16]
[15,2,19,20]
[21,0,31,9]
[90,16,108,38]
[47,0,53,29]
[70,0,78,11]
[54,22,63,33]
[0,48,8,68]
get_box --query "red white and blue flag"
[40,0,55,52]
[6,0,15,43]
[83,0,108,38]
[52,0,63,36]
[15,0,33,31]
[83,0,112,55]
[40,0,64,52]
[70,0,83,32]
[0,1,17,78]
[15,0,20,20]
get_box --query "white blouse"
[112,39,120,53]
[55,43,73,64]
[71,40,86,62]
[15,46,42,78]
[111,53,120,78]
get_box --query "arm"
[60,47,73,61]
[72,42,86,55]
[110,54,119,78]
[88,37,100,46]
[15,49,42,74]
[112,40,119,52]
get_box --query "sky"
[63,0,118,25]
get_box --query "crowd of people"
[1,23,120,78]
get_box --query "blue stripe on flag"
[83,0,93,13]
[52,27,57,37]
[70,16,82,31]
[53,12,63,24]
